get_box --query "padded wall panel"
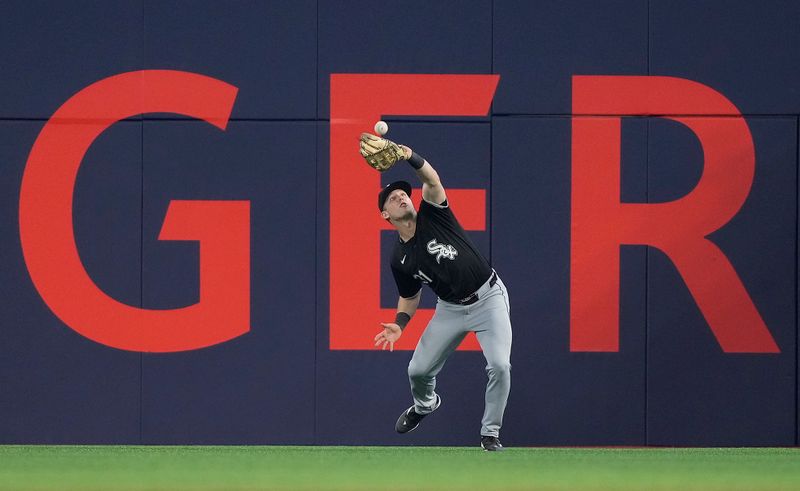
[140,121,316,443]
[493,0,648,115]
[646,117,797,445]
[650,0,800,115]
[491,116,647,445]
[144,0,317,120]
[318,0,492,119]
[0,0,799,446]
[0,1,143,118]
[0,121,142,443]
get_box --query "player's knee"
[407,360,430,381]
[486,362,511,380]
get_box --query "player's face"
[382,189,416,221]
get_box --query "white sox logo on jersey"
[427,239,458,264]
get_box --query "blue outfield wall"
[0,0,798,446]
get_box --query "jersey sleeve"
[391,263,422,299]
[419,198,457,224]
[421,197,449,209]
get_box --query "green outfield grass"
[0,446,798,490]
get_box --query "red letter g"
[19,70,249,353]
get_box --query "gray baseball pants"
[407,275,512,438]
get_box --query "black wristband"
[407,152,425,170]
[395,312,411,330]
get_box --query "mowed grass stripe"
[0,446,798,490]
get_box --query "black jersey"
[390,198,493,303]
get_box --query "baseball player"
[360,132,512,451]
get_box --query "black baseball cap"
[378,180,412,211]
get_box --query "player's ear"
[381,210,390,220]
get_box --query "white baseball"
[374,120,389,136]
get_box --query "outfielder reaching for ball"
[360,132,512,452]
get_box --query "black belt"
[455,271,498,305]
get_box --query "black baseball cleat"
[395,395,441,434]
[480,436,504,451]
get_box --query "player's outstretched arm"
[358,134,446,205]
[400,145,446,205]
[374,291,421,352]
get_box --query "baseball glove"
[359,133,406,172]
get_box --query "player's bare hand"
[374,323,402,352]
